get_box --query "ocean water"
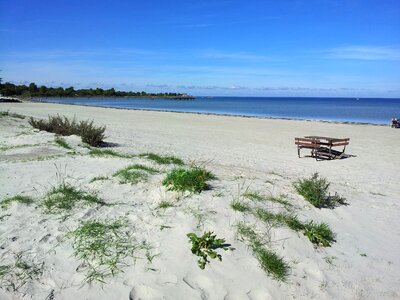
[35,97,400,125]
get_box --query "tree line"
[0,81,192,98]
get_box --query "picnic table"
[295,136,350,160]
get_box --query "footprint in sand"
[129,284,165,300]
[183,273,227,299]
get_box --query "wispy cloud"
[202,51,275,62]
[326,46,400,61]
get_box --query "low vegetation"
[29,115,106,146]
[67,219,139,283]
[243,191,293,208]
[163,166,216,193]
[1,195,34,208]
[0,253,44,292]
[89,176,110,183]
[236,222,289,281]
[254,208,335,247]
[230,200,251,212]
[113,164,159,184]
[41,183,107,214]
[187,231,234,269]
[139,152,184,165]
[0,111,25,119]
[158,200,174,209]
[89,148,132,158]
[55,136,72,149]
[293,173,346,208]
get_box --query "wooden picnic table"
[295,136,350,160]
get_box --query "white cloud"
[326,46,400,61]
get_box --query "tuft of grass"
[41,183,107,214]
[254,208,304,231]
[67,219,139,283]
[163,166,216,193]
[29,115,105,146]
[0,252,44,292]
[158,200,174,209]
[293,173,346,208]
[89,176,110,183]
[55,136,72,149]
[266,194,293,207]
[113,164,159,184]
[236,222,289,281]
[303,221,336,247]
[1,195,34,208]
[243,191,265,202]
[0,111,25,119]
[139,153,184,165]
[230,200,251,212]
[89,148,132,158]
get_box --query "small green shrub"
[55,136,72,149]
[187,231,234,269]
[113,164,159,184]
[1,195,34,208]
[139,153,184,165]
[41,183,107,213]
[29,115,105,146]
[163,166,216,193]
[293,173,346,208]
[67,219,139,283]
[303,221,336,247]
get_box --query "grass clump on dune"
[89,176,110,183]
[139,153,184,165]
[41,183,107,214]
[29,115,106,146]
[230,200,251,212]
[67,219,139,283]
[236,222,289,281]
[163,166,216,193]
[0,111,25,119]
[55,136,72,149]
[0,252,44,292]
[1,195,34,209]
[293,173,346,208]
[254,208,335,247]
[89,148,133,158]
[113,164,159,184]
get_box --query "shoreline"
[24,98,389,127]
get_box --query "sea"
[34,97,400,125]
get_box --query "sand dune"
[0,102,399,300]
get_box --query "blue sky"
[1,0,399,97]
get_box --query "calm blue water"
[35,97,400,124]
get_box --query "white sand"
[0,102,399,300]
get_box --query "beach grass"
[67,218,138,283]
[139,152,184,165]
[236,222,289,281]
[1,195,34,208]
[163,166,216,193]
[0,111,25,119]
[55,136,72,149]
[0,252,44,292]
[89,148,133,158]
[230,200,251,212]
[158,200,174,209]
[303,221,336,247]
[293,173,346,208]
[89,176,110,183]
[113,164,159,184]
[41,183,107,213]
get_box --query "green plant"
[41,183,107,213]
[89,176,110,183]
[163,166,216,193]
[139,153,184,165]
[55,136,72,149]
[230,200,251,212]
[236,222,289,281]
[187,231,234,269]
[1,195,34,208]
[303,221,336,247]
[293,173,346,208]
[29,115,105,146]
[113,164,159,184]
[0,252,44,292]
[89,148,133,158]
[243,191,265,202]
[254,208,304,231]
[0,111,25,119]
[158,200,174,209]
[67,219,139,283]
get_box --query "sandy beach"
[1,101,399,300]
